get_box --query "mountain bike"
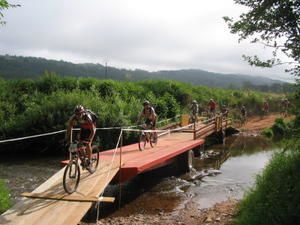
[138,124,158,151]
[63,141,100,194]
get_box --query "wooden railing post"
[193,120,196,140]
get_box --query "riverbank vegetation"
[0,179,11,214]
[234,138,300,225]
[0,73,286,152]
[261,118,294,139]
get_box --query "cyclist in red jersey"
[66,105,96,165]
[263,100,269,115]
[208,99,217,117]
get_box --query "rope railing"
[0,114,227,144]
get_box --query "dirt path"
[238,113,293,132]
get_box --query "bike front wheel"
[87,146,100,174]
[150,132,158,148]
[63,160,80,194]
[138,133,147,151]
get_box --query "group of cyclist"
[67,97,290,160]
[189,97,290,126]
[66,101,157,167]
[189,98,230,123]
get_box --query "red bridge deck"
[99,132,205,182]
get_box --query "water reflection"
[226,134,274,156]
[187,134,278,209]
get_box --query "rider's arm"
[66,117,76,144]
[150,108,157,126]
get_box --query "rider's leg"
[80,129,95,161]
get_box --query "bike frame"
[69,141,89,168]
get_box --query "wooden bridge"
[0,115,232,225]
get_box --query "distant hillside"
[0,55,287,90]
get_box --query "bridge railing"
[193,114,232,140]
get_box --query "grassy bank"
[0,179,11,214]
[234,139,300,225]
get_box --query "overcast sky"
[0,0,294,82]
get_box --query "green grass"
[261,128,274,138]
[234,139,300,225]
[0,179,11,214]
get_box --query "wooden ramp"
[0,127,211,225]
[0,160,120,225]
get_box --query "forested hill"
[0,55,287,90]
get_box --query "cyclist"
[190,100,199,123]
[240,105,247,125]
[281,98,290,117]
[221,104,229,118]
[208,99,217,118]
[138,100,157,129]
[66,105,96,166]
[262,100,269,116]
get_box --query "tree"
[0,0,19,25]
[224,0,300,76]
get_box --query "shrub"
[271,118,288,138]
[261,128,273,138]
[0,179,11,214]
[234,140,300,225]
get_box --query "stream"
[0,133,278,217]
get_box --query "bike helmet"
[143,100,150,106]
[74,105,85,114]
[192,100,197,104]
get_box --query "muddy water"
[1,134,276,216]
[0,154,62,203]
[186,134,276,209]
[100,134,278,217]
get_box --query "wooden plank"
[0,160,120,225]
[21,192,115,203]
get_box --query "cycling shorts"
[80,128,93,142]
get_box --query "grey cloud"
[0,0,294,81]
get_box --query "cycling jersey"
[70,112,96,129]
[139,106,157,127]
[241,108,246,116]
[263,102,269,111]
[208,101,216,110]
[141,106,156,120]
[191,104,199,115]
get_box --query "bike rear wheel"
[87,146,100,174]
[63,160,80,194]
[138,133,147,151]
[150,132,158,148]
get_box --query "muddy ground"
[80,114,283,225]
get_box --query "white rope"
[0,130,66,144]
[96,125,137,130]
[121,128,170,133]
[0,115,215,144]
